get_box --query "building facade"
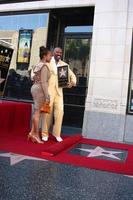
[0,0,133,143]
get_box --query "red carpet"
[42,134,82,156]
[0,100,133,176]
[0,100,31,135]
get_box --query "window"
[128,31,133,113]
[65,26,93,33]
[0,12,49,101]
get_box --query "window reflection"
[0,12,49,101]
[0,13,48,30]
[65,26,93,33]
[63,37,90,86]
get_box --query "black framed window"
[127,31,133,113]
[0,12,49,101]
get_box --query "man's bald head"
[53,47,62,62]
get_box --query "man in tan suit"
[42,47,76,142]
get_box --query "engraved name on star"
[77,146,123,160]
[0,152,47,166]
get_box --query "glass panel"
[63,36,91,127]
[0,12,49,101]
[127,32,133,113]
[63,37,91,89]
[128,35,133,113]
[0,13,48,30]
[0,43,14,96]
[65,26,93,33]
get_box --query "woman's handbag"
[40,102,50,113]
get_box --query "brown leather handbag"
[40,102,50,113]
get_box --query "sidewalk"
[0,126,133,200]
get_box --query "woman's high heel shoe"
[27,133,44,144]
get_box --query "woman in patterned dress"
[28,46,52,143]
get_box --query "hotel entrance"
[47,7,94,127]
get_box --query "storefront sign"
[17,29,32,69]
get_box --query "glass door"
[63,35,91,127]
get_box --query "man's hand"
[67,82,76,88]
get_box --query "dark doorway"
[47,7,94,128]
[63,34,91,127]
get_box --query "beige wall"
[86,0,132,115]
[83,0,133,142]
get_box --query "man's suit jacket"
[48,58,76,97]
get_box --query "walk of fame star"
[77,146,123,160]
[59,68,67,77]
[0,152,47,166]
